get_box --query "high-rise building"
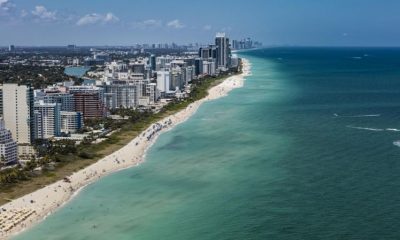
[0,88,3,116]
[69,86,105,119]
[2,84,35,145]
[104,78,153,109]
[37,93,75,112]
[194,58,203,76]
[182,66,194,85]
[232,40,240,50]
[145,83,158,104]
[231,37,261,50]
[60,111,84,134]
[202,60,216,76]
[34,101,61,139]
[8,45,15,52]
[104,84,138,109]
[170,68,184,91]
[132,63,145,74]
[104,93,117,110]
[150,55,156,71]
[0,118,18,166]
[199,45,218,60]
[73,93,104,119]
[183,58,195,67]
[215,32,231,69]
[156,71,171,95]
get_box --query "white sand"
[0,59,251,239]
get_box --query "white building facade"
[60,111,84,134]
[156,71,171,95]
[34,101,61,139]
[0,118,18,165]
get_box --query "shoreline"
[1,59,251,239]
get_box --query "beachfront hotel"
[1,84,35,145]
[215,32,231,70]
[34,101,61,139]
[60,111,84,134]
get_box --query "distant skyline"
[1,0,400,46]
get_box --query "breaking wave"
[334,113,381,118]
[386,128,400,132]
[346,126,384,131]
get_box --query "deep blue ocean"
[15,48,400,239]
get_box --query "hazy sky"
[1,0,400,46]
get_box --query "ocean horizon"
[15,47,400,240]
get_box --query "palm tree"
[24,157,37,172]
[38,155,51,169]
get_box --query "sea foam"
[386,128,400,132]
[346,126,384,131]
[334,113,381,118]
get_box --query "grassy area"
[0,69,240,206]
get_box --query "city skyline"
[1,0,400,46]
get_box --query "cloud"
[0,0,15,12]
[132,19,162,29]
[31,5,57,21]
[76,13,102,25]
[0,0,16,17]
[166,19,184,29]
[203,25,212,31]
[20,9,27,17]
[104,13,119,23]
[76,12,119,26]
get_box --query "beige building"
[1,84,35,145]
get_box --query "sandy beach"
[0,59,251,239]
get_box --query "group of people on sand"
[146,120,171,141]
[0,208,36,234]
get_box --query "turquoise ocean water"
[15,48,400,239]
